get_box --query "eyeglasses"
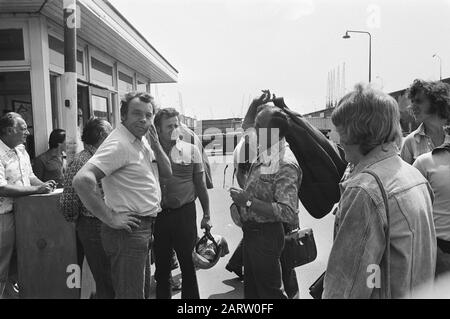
[223,164,236,190]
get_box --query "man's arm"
[72,163,140,231]
[147,124,172,178]
[0,183,52,197]
[230,163,300,225]
[193,171,211,230]
[323,186,386,299]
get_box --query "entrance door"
[90,87,112,123]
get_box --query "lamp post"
[343,30,372,83]
[432,53,442,80]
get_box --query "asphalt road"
[148,155,335,299]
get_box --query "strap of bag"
[362,170,391,299]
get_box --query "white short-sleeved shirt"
[0,139,36,214]
[88,123,161,217]
[414,148,450,241]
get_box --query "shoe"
[225,264,244,279]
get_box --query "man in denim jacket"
[323,83,436,299]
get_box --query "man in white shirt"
[414,141,450,278]
[73,92,172,299]
[0,112,56,298]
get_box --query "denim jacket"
[323,142,437,299]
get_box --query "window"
[137,80,147,92]
[0,29,25,61]
[118,71,133,93]
[91,57,113,86]
[48,35,84,75]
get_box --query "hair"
[331,83,402,155]
[407,79,450,120]
[154,108,180,129]
[255,105,289,139]
[0,112,23,136]
[120,91,156,119]
[49,129,66,149]
[81,117,113,146]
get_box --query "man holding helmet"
[153,108,212,299]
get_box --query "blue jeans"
[101,216,154,299]
[76,215,114,299]
[243,221,287,299]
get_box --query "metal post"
[62,0,78,164]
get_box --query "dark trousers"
[243,222,287,299]
[101,216,154,299]
[76,215,115,299]
[229,234,299,298]
[153,201,199,299]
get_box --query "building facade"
[0,0,177,158]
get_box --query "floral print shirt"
[242,140,302,225]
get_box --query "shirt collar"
[349,142,399,178]
[413,123,427,143]
[118,123,141,144]
[0,138,20,154]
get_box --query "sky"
[109,0,450,120]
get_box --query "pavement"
[147,155,335,299]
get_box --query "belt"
[161,201,195,214]
[437,238,450,254]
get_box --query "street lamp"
[342,30,372,83]
[432,53,442,80]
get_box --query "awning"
[0,0,178,83]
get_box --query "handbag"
[283,228,317,268]
[308,170,391,299]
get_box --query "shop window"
[0,29,25,61]
[0,71,34,157]
[91,57,113,87]
[137,80,147,92]
[118,71,133,93]
[48,35,84,75]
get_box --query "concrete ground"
[147,155,335,299]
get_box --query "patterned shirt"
[242,140,302,225]
[0,139,36,214]
[59,145,99,222]
[400,123,450,164]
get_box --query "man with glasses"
[0,112,56,298]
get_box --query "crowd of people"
[0,77,449,299]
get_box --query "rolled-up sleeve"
[323,186,386,299]
[272,163,301,224]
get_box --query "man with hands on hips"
[73,92,172,299]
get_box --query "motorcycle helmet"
[192,229,229,269]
